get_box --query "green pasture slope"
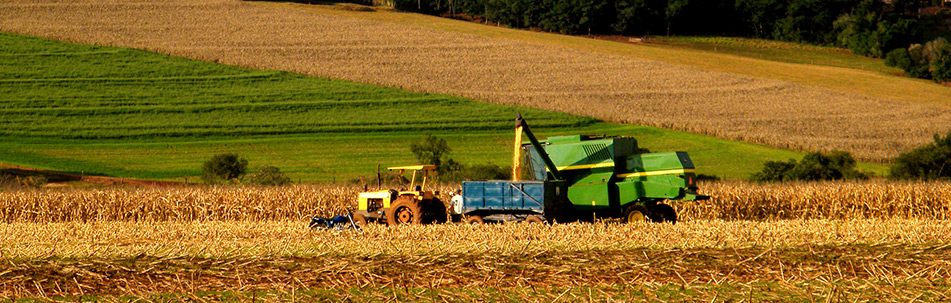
[0,33,875,182]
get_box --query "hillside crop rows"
[1,0,949,161]
[1,32,823,181]
[1,183,950,301]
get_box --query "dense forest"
[383,0,951,80]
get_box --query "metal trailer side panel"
[462,181,545,215]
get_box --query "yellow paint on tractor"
[358,190,394,209]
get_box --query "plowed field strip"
[1,0,949,160]
[2,245,948,298]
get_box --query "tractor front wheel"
[353,213,368,227]
[387,197,423,226]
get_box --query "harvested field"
[2,220,950,300]
[1,0,950,161]
[1,184,950,301]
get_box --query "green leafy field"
[0,33,881,181]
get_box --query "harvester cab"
[353,165,447,226]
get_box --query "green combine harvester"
[456,114,709,224]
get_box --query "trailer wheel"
[524,215,544,224]
[353,213,368,227]
[466,215,484,224]
[388,197,423,226]
[623,204,649,223]
[651,204,677,224]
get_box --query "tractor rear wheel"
[426,199,448,224]
[387,197,423,226]
[466,215,484,224]
[623,204,649,223]
[651,203,677,224]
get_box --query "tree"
[410,133,451,167]
[202,153,248,184]
[890,132,951,180]
[665,0,688,36]
[247,165,291,186]
[736,0,785,38]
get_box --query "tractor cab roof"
[387,165,437,171]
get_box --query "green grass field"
[0,33,883,181]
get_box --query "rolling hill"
[2,0,948,162]
[0,33,823,181]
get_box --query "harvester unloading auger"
[347,114,708,226]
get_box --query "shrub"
[890,132,951,180]
[887,38,951,80]
[247,165,292,186]
[751,151,869,182]
[885,48,912,70]
[202,153,248,184]
[750,159,797,182]
[410,133,450,167]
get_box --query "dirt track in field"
[1,0,950,161]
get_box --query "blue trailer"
[459,181,566,223]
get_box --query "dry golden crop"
[2,220,950,300]
[2,181,949,223]
[684,180,951,220]
[1,183,950,301]
[2,219,950,259]
[1,0,948,161]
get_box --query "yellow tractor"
[353,165,447,226]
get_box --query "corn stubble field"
[1,0,950,162]
[1,182,950,301]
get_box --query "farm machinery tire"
[623,204,650,223]
[466,215,484,224]
[524,215,544,224]
[352,213,368,227]
[387,197,423,226]
[650,203,677,224]
[426,199,448,224]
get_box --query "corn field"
[1,0,949,161]
[2,181,950,223]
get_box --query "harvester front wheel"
[623,205,649,223]
[387,197,423,226]
[651,204,677,224]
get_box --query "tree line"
[389,0,951,80]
